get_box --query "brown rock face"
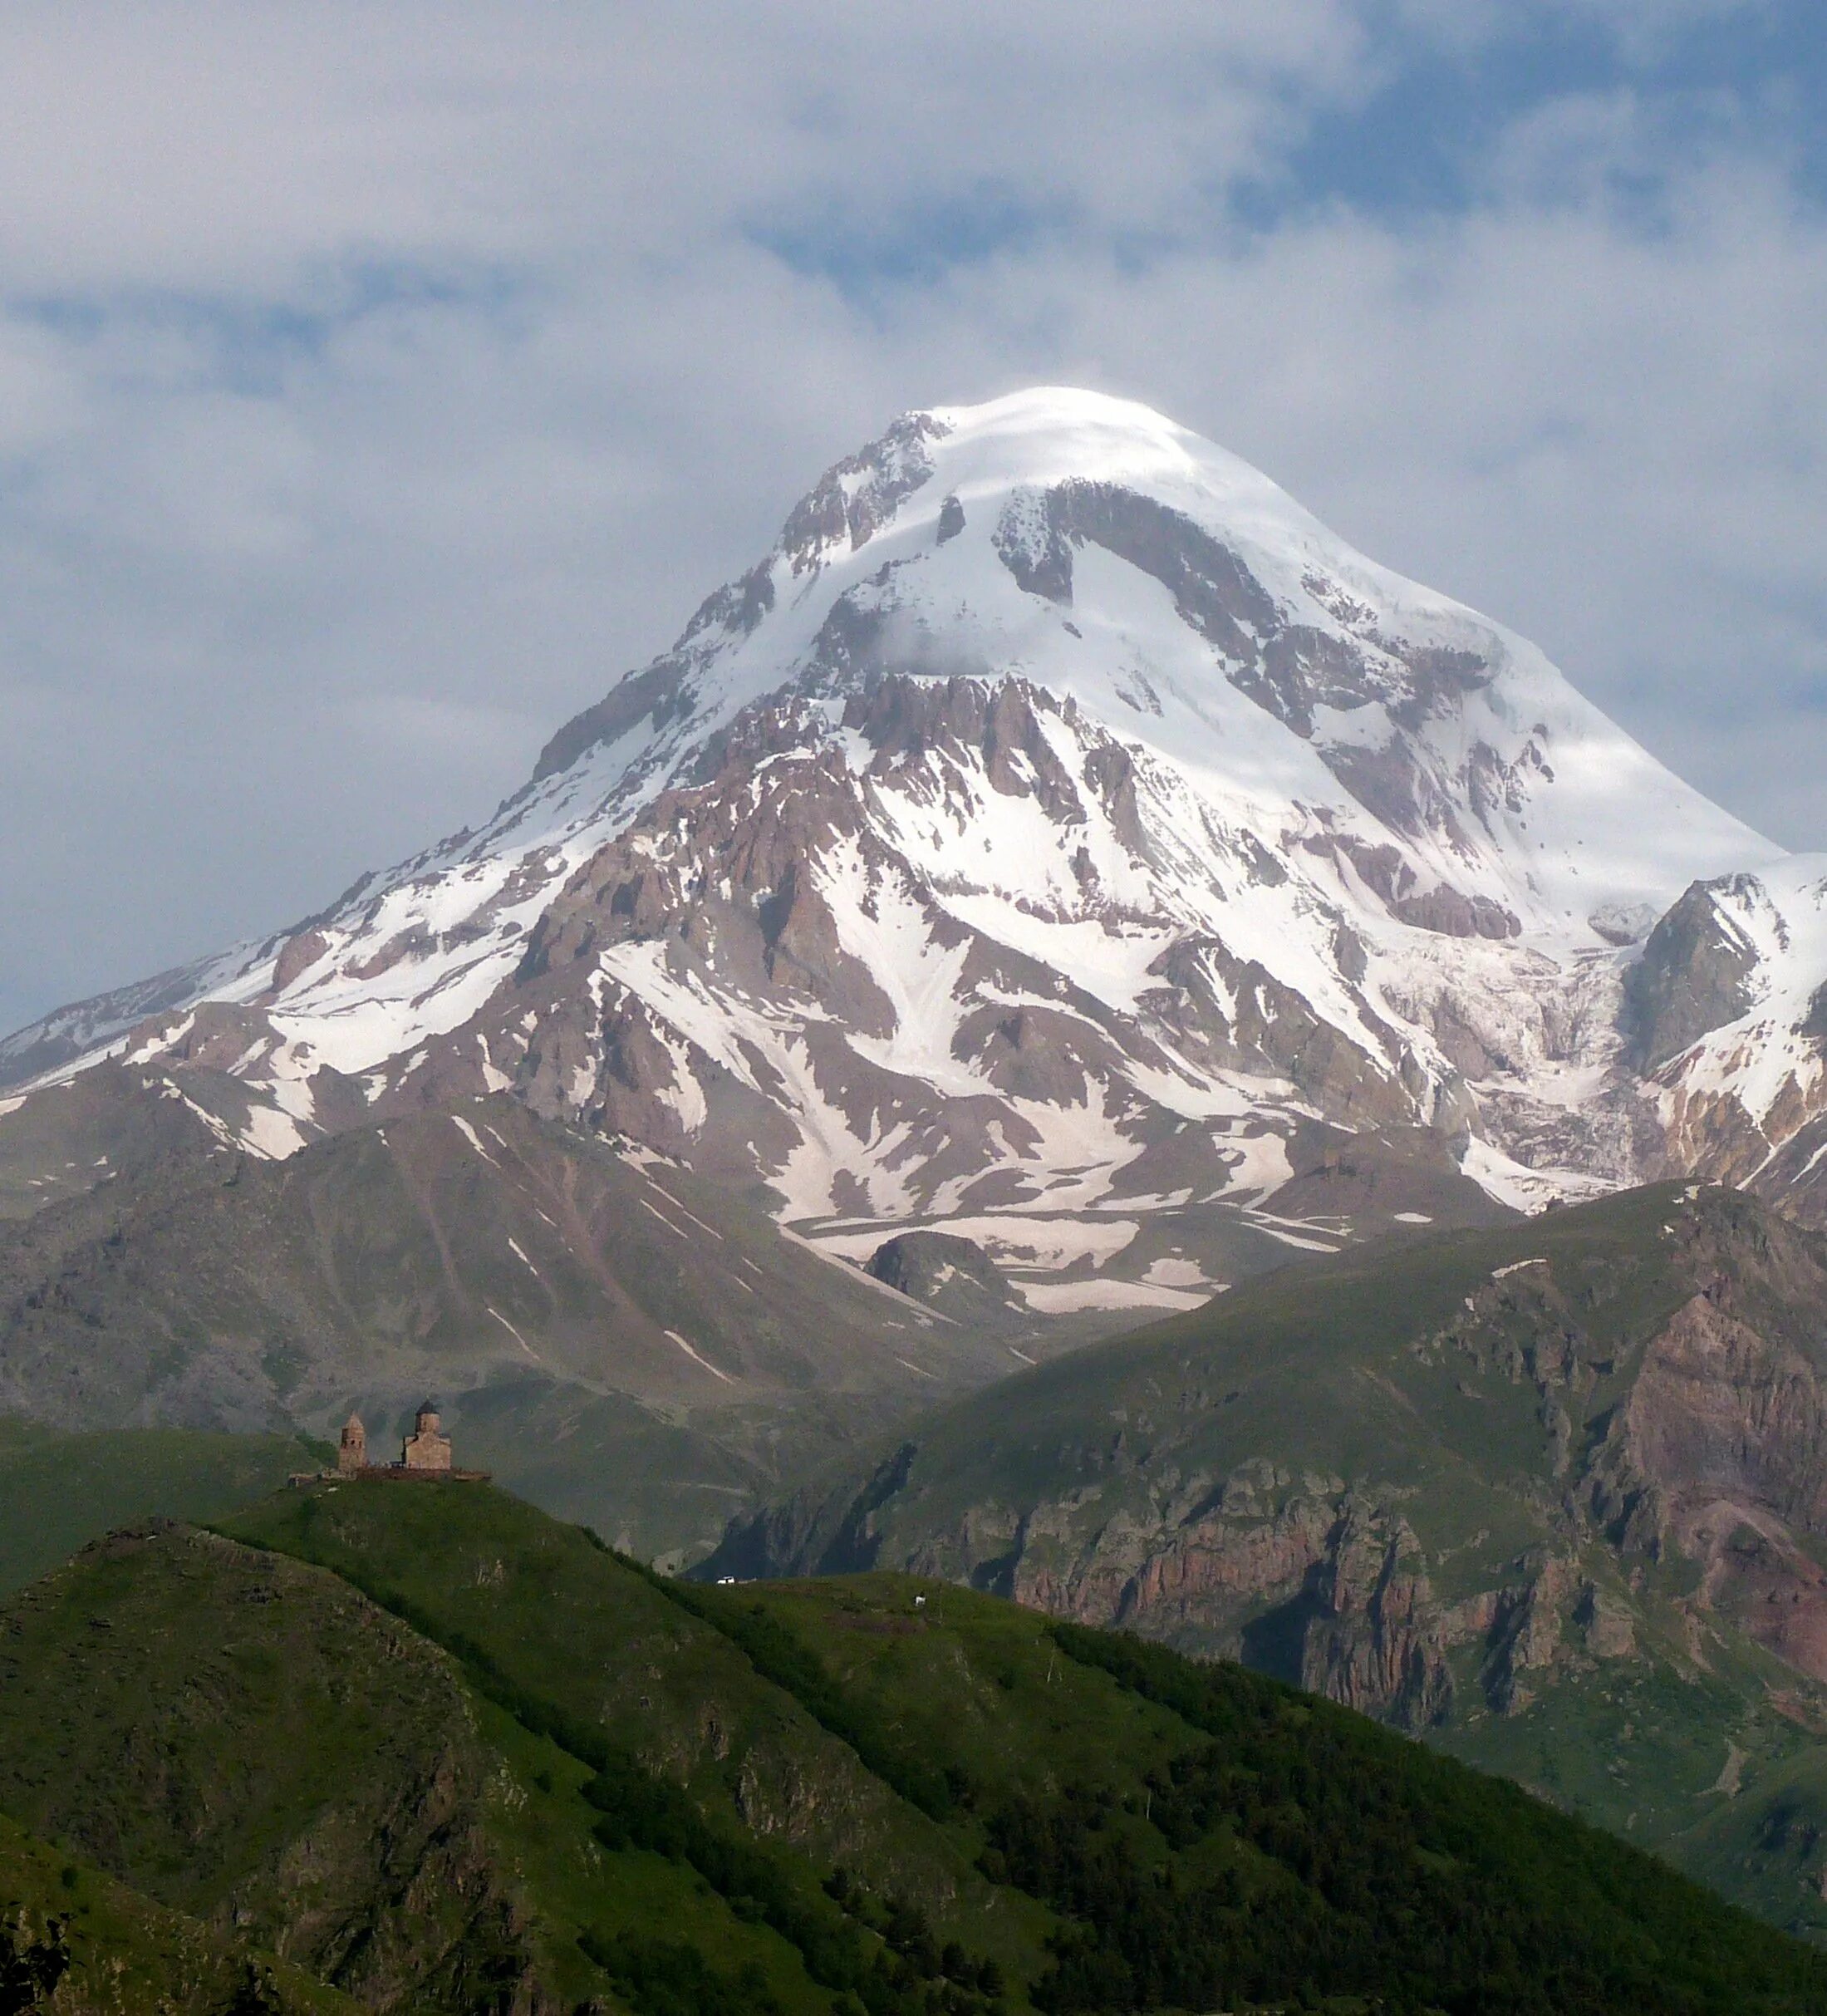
[1624,1292,1827,1537]
[1575,1579,1637,1659]
[995,1474,1568,1732]
[269,928,331,994]
[1299,1511,1454,1728]
[390,666,1456,1220]
[1586,1247,1827,1679]
[1117,1492,1334,1630]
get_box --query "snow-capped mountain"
[7,387,1825,1309]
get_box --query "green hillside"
[0,1810,359,2014]
[194,1478,1827,2012]
[224,1480,1050,2012]
[708,1182,1827,1942]
[0,1419,323,1594]
[2,1473,1823,2010]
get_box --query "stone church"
[333,1401,467,1478]
[401,1402,453,1471]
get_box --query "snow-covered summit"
[4,389,1822,1293]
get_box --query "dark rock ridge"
[1623,876,1765,1073]
[0,945,282,1091]
[866,1231,1025,1325]
[986,477,1494,810]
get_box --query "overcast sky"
[2,2,1823,1035]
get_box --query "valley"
[712,1181,1827,1939]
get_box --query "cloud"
[0,3,1821,1032]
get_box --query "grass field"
[0,1417,324,1593]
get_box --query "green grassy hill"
[2,1473,1825,2010]
[3,1473,1812,2014]
[224,1481,1049,2014]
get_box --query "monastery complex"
[318,1403,489,1482]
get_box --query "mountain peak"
[926,385,1294,512]
[4,391,1822,1300]
[931,382,1201,470]
[808,386,1340,589]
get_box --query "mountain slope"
[7,386,1822,1335]
[0,1522,602,2011]
[0,1812,358,2016]
[709,1181,1827,1938]
[0,1096,1072,1559]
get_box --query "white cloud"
[0,3,1821,1031]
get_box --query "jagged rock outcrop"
[1298,1508,1455,1728]
[1622,877,1765,1073]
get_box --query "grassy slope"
[709,1187,1692,1587]
[0,1512,957,2015]
[2,1468,1821,2011]
[0,1812,358,2015]
[224,1479,1053,1993]
[0,1521,603,2012]
[0,1478,1046,2013]
[747,1183,1699,1581]
[9,1519,896,2016]
[689,1574,1827,2015]
[223,1478,1827,2016]
[0,1062,223,1223]
[0,1419,325,1594]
